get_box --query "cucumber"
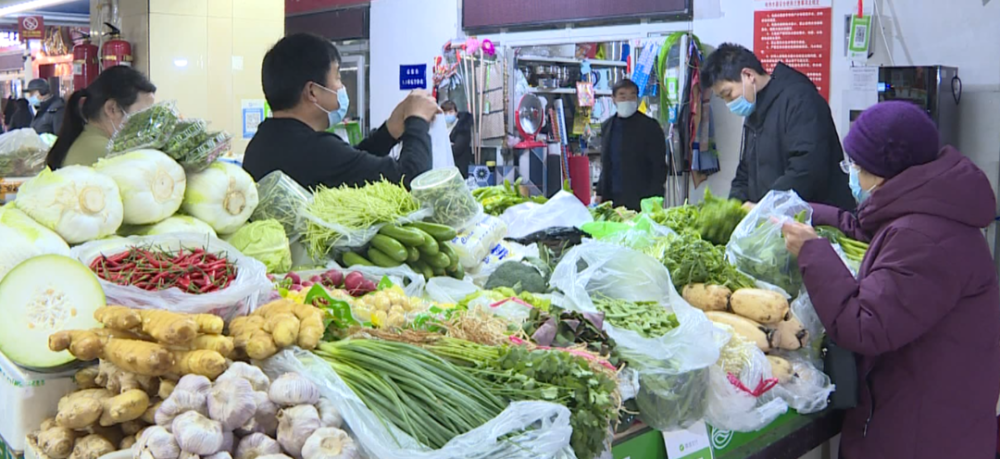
[407,246,420,263]
[411,229,439,256]
[439,242,460,270]
[378,224,426,246]
[370,234,408,263]
[407,221,457,241]
[367,247,402,268]
[447,263,465,280]
[342,251,374,267]
[432,265,446,277]
[408,260,434,280]
[426,252,451,269]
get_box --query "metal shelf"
[518,55,627,67]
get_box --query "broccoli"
[485,261,548,294]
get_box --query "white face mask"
[616,100,638,118]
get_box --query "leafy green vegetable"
[251,170,312,241]
[223,219,292,273]
[694,189,747,245]
[817,225,869,272]
[304,180,421,256]
[590,201,637,223]
[410,168,481,229]
[110,102,180,152]
[483,261,548,293]
[633,360,708,431]
[728,211,808,294]
[472,178,547,216]
[644,230,756,290]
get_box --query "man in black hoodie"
[701,43,854,210]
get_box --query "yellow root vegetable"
[102,338,175,376]
[706,311,772,352]
[244,331,278,360]
[264,313,300,347]
[36,426,78,459]
[49,329,146,361]
[120,419,147,436]
[94,306,142,331]
[730,289,790,325]
[682,284,732,312]
[141,400,162,424]
[99,389,150,426]
[771,316,809,351]
[194,314,224,335]
[68,434,115,459]
[74,367,100,389]
[767,355,795,384]
[170,350,227,379]
[297,314,324,350]
[137,310,199,345]
[56,389,110,429]
[191,335,235,358]
[158,379,176,400]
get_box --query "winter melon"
[0,254,105,369]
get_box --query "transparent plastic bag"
[262,349,576,459]
[550,240,723,430]
[252,170,313,243]
[770,353,835,414]
[468,241,538,288]
[71,233,272,320]
[725,190,812,296]
[501,191,593,240]
[450,214,508,269]
[181,131,232,171]
[109,101,181,153]
[163,119,208,156]
[0,128,48,177]
[429,116,456,170]
[303,206,434,251]
[424,276,480,304]
[325,260,427,299]
[704,326,788,432]
[411,167,482,232]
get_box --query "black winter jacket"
[598,112,668,211]
[31,96,64,135]
[731,63,854,210]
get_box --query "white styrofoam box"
[0,349,78,453]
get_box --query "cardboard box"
[0,349,78,454]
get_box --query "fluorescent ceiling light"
[0,0,75,17]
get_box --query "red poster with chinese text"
[753,0,833,100]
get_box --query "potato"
[682,284,732,312]
[730,289,789,324]
[767,356,795,384]
[705,311,772,352]
[771,316,809,350]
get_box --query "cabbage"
[182,162,258,234]
[94,149,186,225]
[0,206,71,282]
[15,166,124,244]
[142,215,218,238]
[224,220,291,273]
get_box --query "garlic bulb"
[172,411,224,455]
[155,390,208,426]
[133,426,179,459]
[315,399,342,429]
[268,374,320,407]
[221,431,235,454]
[216,362,270,392]
[208,377,257,430]
[175,374,212,393]
[256,455,292,459]
[235,433,282,459]
[238,391,279,437]
[300,428,359,459]
[205,453,233,459]
[276,405,321,459]
[178,452,199,459]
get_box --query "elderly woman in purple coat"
[781,101,1000,459]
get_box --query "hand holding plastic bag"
[262,349,577,459]
[726,190,811,295]
[71,233,271,319]
[550,240,722,430]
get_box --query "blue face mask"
[27,94,40,107]
[849,167,873,204]
[726,78,756,117]
[445,113,457,125]
[314,83,350,128]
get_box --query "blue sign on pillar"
[399,64,427,90]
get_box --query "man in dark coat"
[441,100,473,178]
[782,102,1000,459]
[26,78,64,135]
[597,79,667,211]
[701,43,854,210]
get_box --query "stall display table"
[612,411,843,459]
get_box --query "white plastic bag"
[550,240,723,430]
[726,190,811,296]
[500,191,593,240]
[704,326,788,432]
[770,354,835,414]
[468,241,538,288]
[262,349,576,459]
[0,128,49,177]
[429,116,455,170]
[71,233,271,319]
[424,276,480,304]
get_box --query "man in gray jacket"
[26,78,65,135]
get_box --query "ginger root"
[170,350,227,379]
[49,329,143,361]
[99,389,150,426]
[194,314,224,335]
[230,300,326,360]
[191,335,235,358]
[68,434,115,459]
[141,400,162,424]
[74,367,100,389]
[102,338,175,376]
[35,425,78,459]
[94,307,200,345]
[56,389,110,429]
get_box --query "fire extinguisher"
[101,23,132,70]
[72,33,99,91]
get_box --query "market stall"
[0,104,854,459]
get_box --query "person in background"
[26,78,66,135]
[780,101,1000,459]
[45,66,157,169]
[441,100,473,178]
[244,33,438,190]
[7,98,34,131]
[701,43,854,210]
[597,78,667,211]
[3,96,15,131]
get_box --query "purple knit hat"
[843,101,940,179]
